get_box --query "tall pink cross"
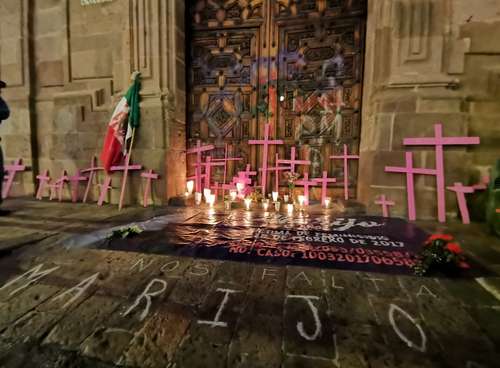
[403,123,480,223]
[385,152,437,221]
[54,170,69,202]
[111,156,142,210]
[446,182,475,224]
[187,140,215,192]
[193,156,225,189]
[249,123,283,196]
[260,153,290,193]
[295,172,318,205]
[141,169,159,208]
[313,170,337,206]
[81,156,103,203]
[374,195,395,218]
[35,170,51,200]
[68,170,88,203]
[2,158,26,199]
[330,144,359,201]
[97,176,113,206]
[277,147,311,174]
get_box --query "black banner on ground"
[100,213,428,275]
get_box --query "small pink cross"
[35,170,51,200]
[68,170,88,203]
[81,156,103,203]
[54,170,69,202]
[260,153,290,193]
[330,144,359,201]
[111,155,142,210]
[187,140,215,193]
[141,169,159,208]
[313,171,337,206]
[446,182,475,224]
[296,172,318,205]
[277,147,311,174]
[403,123,480,223]
[374,195,395,218]
[192,156,225,189]
[249,123,284,197]
[48,183,59,201]
[385,152,437,221]
[97,176,113,206]
[2,158,26,199]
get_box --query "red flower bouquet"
[414,234,470,276]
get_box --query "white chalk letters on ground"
[0,264,60,297]
[388,303,427,353]
[287,295,322,341]
[52,272,99,308]
[122,278,167,321]
[198,288,240,328]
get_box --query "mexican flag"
[100,75,141,172]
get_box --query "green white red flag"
[100,75,141,172]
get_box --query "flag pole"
[118,127,136,210]
[118,71,141,210]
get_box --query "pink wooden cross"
[141,169,159,208]
[446,182,475,224]
[35,170,51,200]
[187,140,215,193]
[403,123,480,223]
[374,195,395,218]
[68,170,88,203]
[2,158,26,199]
[97,176,113,206]
[212,143,243,195]
[260,153,291,193]
[295,172,318,205]
[111,156,142,210]
[249,123,283,196]
[53,170,69,202]
[385,152,437,221]
[81,156,103,203]
[49,183,59,201]
[193,156,225,189]
[313,170,337,206]
[277,147,311,174]
[330,144,359,201]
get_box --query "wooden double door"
[187,0,366,196]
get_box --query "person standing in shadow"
[0,80,11,216]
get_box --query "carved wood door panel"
[188,0,366,196]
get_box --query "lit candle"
[207,193,216,207]
[284,194,289,203]
[263,201,269,211]
[185,191,189,198]
[287,203,294,214]
[298,195,305,207]
[229,190,237,202]
[186,180,194,195]
[272,191,279,202]
[244,197,252,210]
[194,192,202,205]
[203,188,211,202]
[236,182,245,193]
[324,197,331,208]
[274,201,281,211]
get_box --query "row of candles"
[185,180,332,212]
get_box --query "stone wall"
[360,0,500,220]
[0,0,186,205]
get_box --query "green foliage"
[108,225,143,240]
